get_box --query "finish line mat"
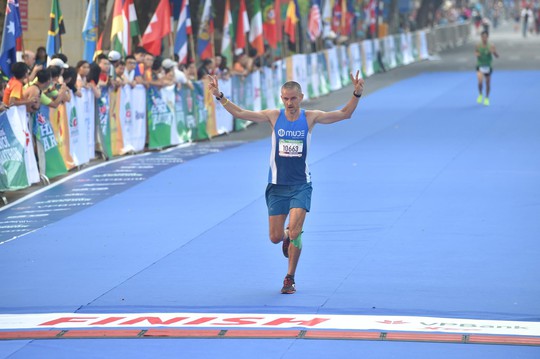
[1,313,539,346]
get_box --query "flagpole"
[189,33,196,64]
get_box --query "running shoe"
[483,97,490,106]
[281,275,296,294]
[476,94,483,104]
[282,228,290,258]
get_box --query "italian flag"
[249,0,264,56]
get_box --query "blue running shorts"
[265,183,313,216]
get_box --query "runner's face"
[281,88,303,114]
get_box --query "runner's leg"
[286,207,307,276]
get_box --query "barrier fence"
[0,24,470,200]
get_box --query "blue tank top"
[268,109,311,185]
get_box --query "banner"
[349,42,363,76]
[0,109,28,191]
[308,53,320,99]
[174,86,191,142]
[180,86,197,140]
[97,86,112,158]
[193,81,209,140]
[202,79,218,139]
[160,84,181,146]
[372,39,381,73]
[325,47,341,91]
[33,106,67,180]
[419,31,429,60]
[214,78,233,134]
[317,52,330,97]
[118,84,135,153]
[362,39,374,77]
[233,76,250,131]
[338,45,351,86]
[384,36,397,69]
[147,85,174,149]
[130,84,147,152]
[50,104,75,169]
[74,90,91,165]
[401,33,413,65]
[262,67,276,110]
[251,70,263,111]
[16,106,40,185]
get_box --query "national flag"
[331,0,342,34]
[341,0,355,36]
[366,0,376,37]
[0,0,23,78]
[235,0,250,51]
[308,0,322,42]
[322,0,332,38]
[262,0,278,49]
[275,0,283,44]
[121,0,141,55]
[110,0,124,54]
[174,0,192,64]
[141,0,172,56]
[249,0,264,56]
[284,0,300,43]
[197,0,214,60]
[82,0,98,62]
[221,0,233,66]
[46,0,66,56]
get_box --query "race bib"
[479,66,490,74]
[279,139,303,157]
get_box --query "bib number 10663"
[279,139,303,158]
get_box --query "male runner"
[475,30,499,106]
[208,72,364,294]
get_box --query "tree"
[415,0,444,29]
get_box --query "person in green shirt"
[475,31,499,106]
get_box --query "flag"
[235,0,250,51]
[249,0,264,56]
[322,0,332,38]
[0,0,23,78]
[308,0,322,42]
[121,0,141,56]
[284,0,300,43]
[174,0,192,64]
[275,0,283,43]
[197,0,214,60]
[221,0,233,66]
[110,0,124,54]
[46,0,66,56]
[262,0,278,49]
[141,0,172,56]
[82,0,98,62]
[331,0,342,34]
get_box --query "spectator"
[197,58,215,80]
[75,60,90,89]
[0,78,8,111]
[2,62,39,107]
[175,63,194,90]
[108,50,122,79]
[124,55,138,85]
[96,54,111,88]
[48,58,68,84]
[23,50,42,82]
[23,69,51,113]
[35,46,47,67]
[113,60,128,89]
[185,62,197,82]
[51,53,69,66]
[62,66,80,99]
[41,66,69,108]
[160,59,176,87]
[231,50,250,76]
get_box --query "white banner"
[1,312,539,337]
[338,45,351,86]
[384,36,397,69]
[160,84,180,146]
[11,106,40,185]
[401,33,413,65]
[66,93,87,166]
[251,70,262,111]
[263,67,276,110]
[291,54,309,101]
[309,53,320,99]
[349,43,363,78]
[74,89,91,164]
[419,31,429,60]
[362,40,374,77]
[130,85,147,152]
[215,78,233,134]
[325,47,341,91]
